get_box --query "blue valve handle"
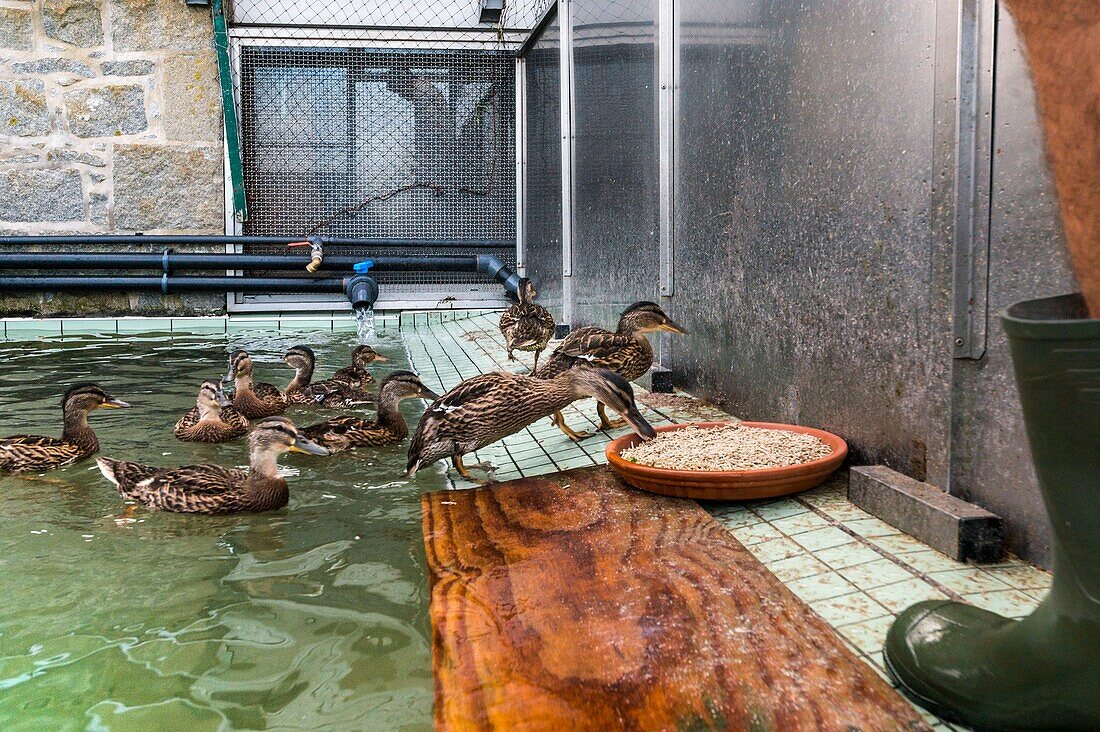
[353,260,374,274]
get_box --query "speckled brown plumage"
[174,380,249,443]
[300,371,438,452]
[407,368,655,480]
[284,345,375,408]
[0,383,129,474]
[98,416,329,514]
[227,350,288,419]
[499,278,555,371]
[330,345,388,389]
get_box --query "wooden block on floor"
[422,467,928,731]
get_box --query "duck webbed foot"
[451,455,495,485]
[551,410,592,441]
[597,402,627,430]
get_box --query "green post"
[212,0,248,222]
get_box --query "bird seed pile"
[620,424,832,471]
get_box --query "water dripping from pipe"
[354,304,377,344]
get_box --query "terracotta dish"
[605,421,848,500]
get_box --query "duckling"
[0,383,130,474]
[174,380,249,443]
[283,345,375,408]
[97,416,329,514]
[535,301,686,439]
[300,371,440,452]
[225,349,288,419]
[407,367,655,483]
[330,345,389,389]
[499,278,555,371]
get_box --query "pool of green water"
[0,330,447,730]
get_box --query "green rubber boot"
[884,293,1100,731]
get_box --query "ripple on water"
[0,331,442,729]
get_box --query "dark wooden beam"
[422,467,927,731]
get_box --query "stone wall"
[0,0,226,316]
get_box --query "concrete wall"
[0,0,225,316]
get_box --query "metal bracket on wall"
[212,0,248,222]
[950,0,996,359]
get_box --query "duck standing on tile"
[300,371,440,452]
[330,345,389,389]
[225,349,288,419]
[407,367,656,483]
[174,380,249,443]
[499,278,556,372]
[283,345,375,408]
[0,383,130,473]
[98,416,329,514]
[534,301,686,440]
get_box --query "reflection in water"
[0,331,442,729]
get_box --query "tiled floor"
[400,310,1053,731]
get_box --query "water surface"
[0,330,444,730]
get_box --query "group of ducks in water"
[0,278,686,516]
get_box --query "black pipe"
[0,235,511,249]
[0,252,484,272]
[0,276,361,294]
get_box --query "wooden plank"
[422,467,928,732]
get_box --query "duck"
[534,301,686,440]
[407,367,655,483]
[225,349,288,419]
[174,380,249,443]
[499,277,555,371]
[0,383,130,474]
[300,371,440,451]
[283,345,375,408]
[330,345,389,389]
[97,416,329,514]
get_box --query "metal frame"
[950,0,997,360]
[558,0,575,327]
[515,54,527,276]
[223,32,519,313]
[656,0,676,364]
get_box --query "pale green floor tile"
[751,501,810,521]
[767,554,831,582]
[809,591,891,627]
[6,319,63,337]
[928,567,1013,595]
[961,589,1041,618]
[727,522,784,546]
[837,615,896,655]
[981,562,1052,591]
[814,543,884,570]
[844,516,903,538]
[787,571,858,602]
[894,550,967,575]
[869,533,931,555]
[60,318,117,334]
[769,511,833,535]
[744,537,805,563]
[709,506,761,528]
[839,559,917,590]
[867,579,950,614]
[790,526,855,552]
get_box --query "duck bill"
[371,354,390,363]
[101,398,131,409]
[621,406,657,440]
[291,436,330,456]
[215,393,232,408]
[659,318,687,334]
[222,369,236,383]
[419,388,442,401]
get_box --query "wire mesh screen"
[238,46,517,293]
[231,0,555,34]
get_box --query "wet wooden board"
[422,467,927,731]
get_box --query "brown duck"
[174,380,249,443]
[535,301,686,439]
[283,345,375,408]
[407,367,655,483]
[330,345,389,389]
[225,349,288,419]
[97,416,329,514]
[499,277,555,371]
[0,383,130,474]
[300,371,439,452]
